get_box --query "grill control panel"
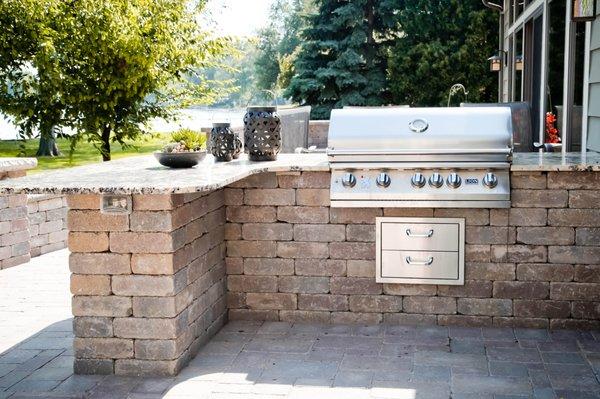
[330,168,510,208]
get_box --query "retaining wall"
[28,194,68,257]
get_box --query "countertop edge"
[0,161,331,195]
[1,152,599,195]
[510,165,600,172]
[0,158,38,173]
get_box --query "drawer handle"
[405,256,434,266]
[405,229,434,238]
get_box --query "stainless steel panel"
[380,250,459,281]
[327,107,512,157]
[328,153,512,163]
[461,102,533,152]
[330,168,510,208]
[376,217,465,285]
[330,200,511,209]
[326,106,513,207]
[329,162,511,170]
[380,222,459,251]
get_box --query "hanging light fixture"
[572,0,596,21]
[487,52,504,72]
[515,55,524,71]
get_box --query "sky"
[203,0,275,37]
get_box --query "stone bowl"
[154,151,207,168]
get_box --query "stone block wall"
[0,193,29,269]
[308,120,329,149]
[224,170,600,330]
[67,191,226,375]
[0,193,68,267]
[28,194,68,257]
[0,170,30,269]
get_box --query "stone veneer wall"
[308,120,329,149]
[0,170,30,269]
[67,191,226,375]
[224,170,600,330]
[27,194,68,257]
[0,192,68,268]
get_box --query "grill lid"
[327,107,513,163]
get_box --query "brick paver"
[1,250,599,398]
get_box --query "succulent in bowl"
[162,129,207,153]
[155,129,208,168]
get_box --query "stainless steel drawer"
[376,217,465,285]
[380,250,459,281]
[380,222,459,251]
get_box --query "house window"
[502,0,589,151]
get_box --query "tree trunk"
[101,125,111,162]
[36,126,61,157]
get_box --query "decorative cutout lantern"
[243,106,282,162]
[209,122,242,162]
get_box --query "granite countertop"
[511,152,600,171]
[0,157,37,173]
[0,153,329,195]
[0,152,597,195]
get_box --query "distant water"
[0,108,245,140]
[149,108,246,133]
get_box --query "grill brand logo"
[465,178,479,185]
[408,118,429,133]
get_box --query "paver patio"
[0,249,599,398]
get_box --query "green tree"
[387,0,498,106]
[0,0,64,156]
[286,0,394,119]
[1,0,231,161]
[210,38,259,108]
[254,0,314,95]
[254,24,282,93]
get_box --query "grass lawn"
[0,135,170,173]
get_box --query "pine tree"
[254,0,313,95]
[387,0,498,106]
[286,0,393,119]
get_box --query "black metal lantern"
[243,106,281,162]
[572,0,596,21]
[209,122,242,162]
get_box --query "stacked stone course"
[68,191,227,375]
[0,170,30,269]
[307,120,330,148]
[27,194,68,257]
[225,170,600,330]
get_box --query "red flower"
[545,112,560,144]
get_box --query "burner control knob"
[411,173,426,188]
[447,173,462,188]
[376,173,391,188]
[429,173,444,188]
[483,172,498,189]
[341,173,357,188]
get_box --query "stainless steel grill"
[327,107,513,208]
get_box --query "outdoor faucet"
[447,84,469,107]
